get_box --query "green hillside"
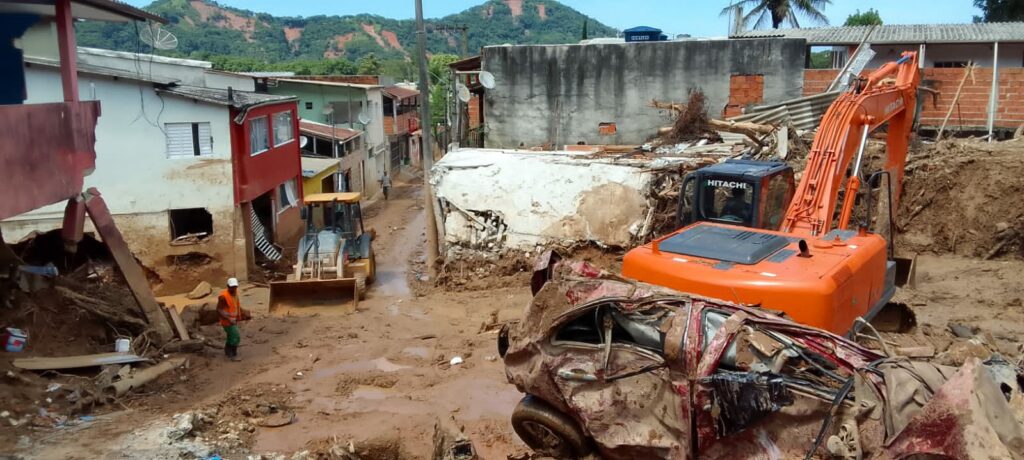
[75,0,618,69]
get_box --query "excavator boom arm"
[781,52,920,236]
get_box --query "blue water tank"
[624,26,665,43]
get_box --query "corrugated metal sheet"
[730,91,841,133]
[732,22,1024,44]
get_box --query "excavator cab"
[677,159,795,230]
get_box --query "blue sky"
[124,1,983,37]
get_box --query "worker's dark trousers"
[383,186,390,200]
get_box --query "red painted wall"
[229,101,303,204]
[0,101,99,220]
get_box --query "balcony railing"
[0,101,100,220]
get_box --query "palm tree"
[722,0,831,30]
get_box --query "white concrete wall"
[204,70,256,91]
[864,43,1024,68]
[1,66,242,283]
[431,149,699,251]
[363,88,388,197]
[77,47,210,87]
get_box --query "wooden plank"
[13,352,147,371]
[83,188,174,344]
[165,306,190,341]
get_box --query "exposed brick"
[726,74,764,118]
[803,67,1024,129]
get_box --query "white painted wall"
[1,66,241,278]
[203,70,256,91]
[431,149,704,251]
[862,43,1024,68]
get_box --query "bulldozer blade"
[269,278,359,313]
[871,301,918,333]
[894,254,917,289]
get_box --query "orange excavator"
[622,52,921,336]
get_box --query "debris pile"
[659,90,722,145]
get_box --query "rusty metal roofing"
[0,0,165,23]
[732,22,1024,44]
[382,85,419,101]
[299,119,360,142]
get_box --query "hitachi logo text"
[707,180,749,189]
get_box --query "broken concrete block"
[937,339,992,367]
[186,281,212,300]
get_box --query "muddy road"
[7,170,1024,459]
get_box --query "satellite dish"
[299,136,309,148]
[357,110,371,125]
[139,23,178,50]
[321,106,334,115]
[456,83,471,103]
[479,71,496,89]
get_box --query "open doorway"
[249,192,281,262]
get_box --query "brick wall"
[384,111,418,136]
[803,69,838,96]
[469,94,482,128]
[802,67,1024,129]
[724,74,764,118]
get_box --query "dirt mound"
[898,139,1024,258]
[431,246,621,294]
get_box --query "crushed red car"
[498,252,1024,459]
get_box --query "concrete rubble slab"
[429,148,715,254]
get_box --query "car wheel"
[511,396,590,459]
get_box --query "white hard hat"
[227,277,239,287]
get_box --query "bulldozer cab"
[270,192,374,312]
[677,159,795,231]
[301,192,370,262]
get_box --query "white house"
[1,44,303,289]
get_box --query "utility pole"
[415,0,439,277]
[436,24,469,57]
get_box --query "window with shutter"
[165,122,213,158]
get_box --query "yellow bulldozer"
[269,192,375,311]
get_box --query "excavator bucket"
[866,254,919,333]
[870,301,918,333]
[268,277,360,313]
[894,254,917,288]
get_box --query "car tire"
[511,396,591,459]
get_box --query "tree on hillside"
[845,8,882,26]
[721,0,831,29]
[581,19,589,40]
[356,53,382,75]
[973,0,1024,22]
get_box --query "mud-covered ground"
[4,139,1024,459]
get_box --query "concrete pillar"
[987,42,1000,142]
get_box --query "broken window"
[273,111,294,146]
[554,309,602,345]
[165,122,213,158]
[250,116,269,155]
[278,179,298,211]
[168,208,213,244]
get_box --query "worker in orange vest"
[217,278,245,361]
